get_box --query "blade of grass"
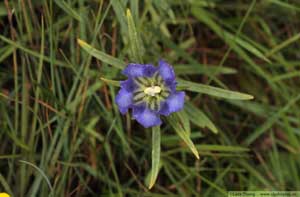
[191,5,270,64]
[19,160,53,194]
[29,17,44,151]
[167,114,199,159]
[100,77,120,87]
[267,0,300,12]
[178,79,253,100]
[111,0,127,35]
[237,160,274,189]
[126,9,144,62]
[174,64,236,76]
[0,173,13,196]
[0,35,69,67]
[265,32,300,57]
[148,126,161,189]
[77,39,125,69]
[53,0,82,22]
[0,2,7,16]
[185,102,218,134]
[196,145,250,152]
[0,45,14,63]
[244,94,300,145]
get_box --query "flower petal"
[166,81,177,93]
[159,91,185,116]
[115,88,133,114]
[133,106,162,128]
[122,63,157,78]
[120,78,137,92]
[158,60,175,82]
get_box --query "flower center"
[132,72,171,111]
[144,86,161,96]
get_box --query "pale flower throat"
[144,86,162,96]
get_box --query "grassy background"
[1,0,300,196]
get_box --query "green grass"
[1,0,300,196]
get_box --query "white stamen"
[144,86,161,96]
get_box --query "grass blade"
[185,102,218,134]
[126,9,144,62]
[100,77,120,87]
[191,6,270,63]
[0,173,13,196]
[19,160,53,194]
[244,94,300,145]
[148,126,161,189]
[111,0,128,34]
[54,0,82,22]
[167,114,199,159]
[265,32,300,57]
[178,79,254,100]
[0,2,7,16]
[0,35,68,67]
[77,39,125,69]
[174,64,236,76]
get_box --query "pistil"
[144,86,161,96]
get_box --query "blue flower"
[115,60,185,128]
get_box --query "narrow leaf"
[185,102,218,134]
[178,79,254,100]
[196,145,250,152]
[245,94,300,145]
[0,173,13,196]
[111,0,128,34]
[19,160,53,192]
[191,7,270,63]
[0,45,14,63]
[126,9,144,62]
[148,126,161,189]
[174,64,237,76]
[54,0,82,22]
[0,2,8,16]
[77,39,125,69]
[265,32,300,57]
[167,114,200,159]
[176,110,191,135]
[100,77,120,87]
[0,35,68,67]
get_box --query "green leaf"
[244,94,300,145]
[0,45,14,63]
[0,35,69,67]
[0,2,8,17]
[111,0,128,34]
[191,7,271,63]
[185,102,218,134]
[0,173,13,196]
[83,117,105,142]
[100,78,120,87]
[126,9,144,62]
[54,0,82,22]
[196,145,250,152]
[178,79,254,100]
[267,0,300,12]
[265,32,300,57]
[174,64,237,76]
[176,110,191,135]
[77,39,125,69]
[167,114,200,159]
[148,126,161,189]
[237,160,273,188]
[19,160,53,193]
